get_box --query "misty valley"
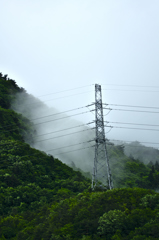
[1,73,159,239]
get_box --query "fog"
[12,92,95,173]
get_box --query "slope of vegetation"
[1,73,159,239]
[108,144,159,190]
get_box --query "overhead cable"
[0,108,94,132]
[102,84,159,88]
[37,84,94,98]
[0,122,94,146]
[103,107,159,114]
[104,103,159,110]
[30,106,88,121]
[0,105,88,129]
[53,145,94,156]
[105,121,159,128]
[22,90,94,106]
[46,140,94,152]
[105,125,159,132]
[34,127,95,143]
[102,89,159,93]
[34,110,94,126]
[106,138,159,146]
[34,122,94,139]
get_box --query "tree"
[97,210,126,238]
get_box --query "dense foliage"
[1,73,159,239]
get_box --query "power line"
[46,140,94,152]
[102,89,159,93]
[53,145,94,156]
[0,108,94,133]
[17,84,94,101]
[109,144,159,150]
[20,90,94,106]
[106,139,159,150]
[8,84,94,110]
[29,106,88,121]
[103,107,159,114]
[36,84,94,98]
[34,122,93,139]
[37,90,94,103]
[34,127,95,143]
[105,125,159,132]
[106,139,159,146]
[104,103,159,110]
[0,122,94,146]
[105,121,159,128]
[3,102,159,131]
[33,110,94,126]
[0,105,88,129]
[102,84,159,88]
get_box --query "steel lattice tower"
[92,84,113,190]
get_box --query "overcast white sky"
[1,0,159,147]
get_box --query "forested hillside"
[1,73,159,239]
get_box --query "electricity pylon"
[92,84,113,190]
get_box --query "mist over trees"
[11,88,95,173]
[1,73,159,239]
[123,141,159,164]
